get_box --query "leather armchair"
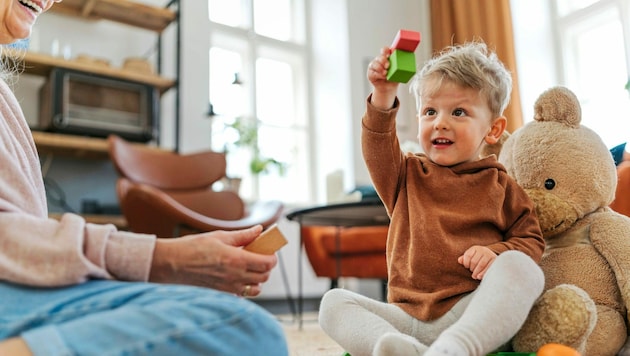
[107,135,284,238]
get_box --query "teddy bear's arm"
[589,210,630,322]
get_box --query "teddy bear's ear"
[481,131,511,159]
[533,86,581,128]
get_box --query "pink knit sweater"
[0,78,155,286]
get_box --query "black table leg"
[298,222,304,330]
[335,226,342,283]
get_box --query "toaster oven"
[38,68,158,142]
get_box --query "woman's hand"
[148,225,278,297]
[367,46,399,110]
[457,245,497,280]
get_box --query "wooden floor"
[279,313,344,356]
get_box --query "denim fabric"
[0,280,288,356]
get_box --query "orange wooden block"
[537,343,581,356]
[243,225,288,255]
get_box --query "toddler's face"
[418,80,496,167]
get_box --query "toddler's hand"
[457,246,497,280]
[367,46,399,110]
[367,47,392,84]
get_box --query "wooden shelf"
[33,131,168,159]
[5,50,175,93]
[49,0,176,33]
[34,131,110,159]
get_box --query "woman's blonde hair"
[0,46,25,84]
[409,42,512,118]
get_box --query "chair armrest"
[120,180,284,236]
[244,200,285,229]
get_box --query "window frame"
[549,0,630,148]
[207,0,312,203]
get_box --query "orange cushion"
[316,226,388,254]
[301,225,388,279]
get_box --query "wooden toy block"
[243,224,288,255]
[391,29,421,52]
[387,49,416,83]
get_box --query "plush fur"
[493,87,630,355]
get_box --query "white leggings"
[318,250,544,356]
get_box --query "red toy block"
[391,29,421,52]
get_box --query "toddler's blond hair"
[410,42,512,118]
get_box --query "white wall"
[309,0,353,203]
[346,0,431,186]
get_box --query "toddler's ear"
[485,117,507,144]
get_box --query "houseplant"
[224,116,287,176]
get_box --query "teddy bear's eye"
[544,178,556,190]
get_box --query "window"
[207,0,310,203]
[552,0,630,148]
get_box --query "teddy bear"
[493,86,630,355]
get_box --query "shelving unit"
[7,0,181,157]
[11,0,182,226]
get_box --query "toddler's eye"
[425,108,436,116]
[544,178,556,190]
[452,108,465,116]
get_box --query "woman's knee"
[139,292,288,355]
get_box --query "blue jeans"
[0,280,288,356]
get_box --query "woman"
[0,1,288,355]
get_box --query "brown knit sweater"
[0,78,155,287]
[362,96,544,321]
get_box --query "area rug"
[279,313,345,356]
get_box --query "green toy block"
[387,49,416,83]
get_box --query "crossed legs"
[319,251,544,356]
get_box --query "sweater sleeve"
[361,95,403,213]
[0,212,156,286]
[0,78,156,287]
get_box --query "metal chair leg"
[330,278,338,289]
[277,249,297,318]
[380,279,388,301]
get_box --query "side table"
[285,199,390,329]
